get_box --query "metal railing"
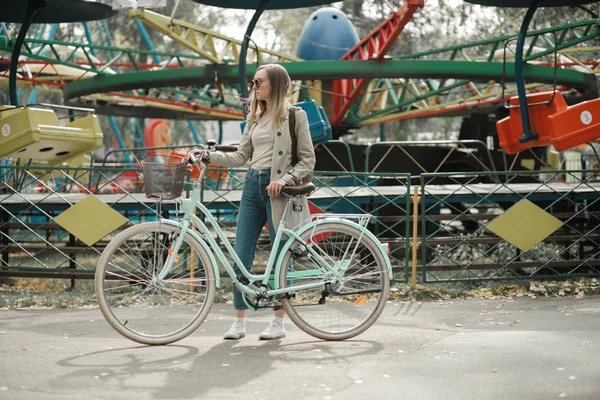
[419,169,600,282]
[0,164,412,282]
[2,163,599,284]
[364,140,498,177]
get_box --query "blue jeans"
[232,168,278,310]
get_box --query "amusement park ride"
[0,0,600,169]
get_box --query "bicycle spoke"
[280,222,389,340]
[96,223,215,345]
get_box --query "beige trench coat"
[210,106,316,229]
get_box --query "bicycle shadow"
[53,340,278,399]
[368,301,426,330]
[53,336,385,399]
[390,301,424,317]
[265,338,385,362]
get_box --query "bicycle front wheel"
[95,222,215,345]
[279,222,390,340]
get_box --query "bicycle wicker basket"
[141,154,187,200]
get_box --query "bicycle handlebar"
[214,145,238,152]
[187,143,237,184]
[205,139,237,153]
[187,143,238,166]
[186,144,312,197]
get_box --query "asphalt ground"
[1,296,599,400]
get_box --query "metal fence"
[0,165,166,280]
[0,164,411,282]
[419,170,600,282]
[1,163,599,284]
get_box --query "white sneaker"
[223,319,245,340]
[258,320,286,340]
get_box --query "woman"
[197,64,315,340]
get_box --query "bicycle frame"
[157,161,392,301]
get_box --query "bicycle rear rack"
[308,213,372,228]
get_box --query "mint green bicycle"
[95,146,391,345]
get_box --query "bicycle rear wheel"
[95,222,215,345]
[279,222,389,340]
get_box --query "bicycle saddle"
[282,182,315,196]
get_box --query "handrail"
[314,140,355,172]
[364,140,498,177]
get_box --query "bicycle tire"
[279,222,389,340]
[95,222,216,345]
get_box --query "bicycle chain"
[292,302,323,307]
[276,295,321,307]
[281,295,327,307]
[278,288,329,307]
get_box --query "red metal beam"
[331,0,424,126]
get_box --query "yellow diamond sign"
[54,195,128,246]
[486,199,563,252]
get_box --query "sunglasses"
[248,78,268,89]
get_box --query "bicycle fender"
[158,219,221,288]
[273,218,393,286]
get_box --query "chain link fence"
[419,170,600,282]
[2,162,600,284]
[0,164,411,282]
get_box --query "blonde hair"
[248,64,291,129]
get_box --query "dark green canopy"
[3,0,117,23]
[464,0,596,7]
[190,0,334,10]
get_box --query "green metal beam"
[3,18,600,125]
[0,36,206,74]
[63,59,598,101]
[68,101,239,120]
[356,18,600,124]
[350,78,472,125]
[394,19,600,61]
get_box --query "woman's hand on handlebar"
[266,180,286,197]
[187,149,210,165]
